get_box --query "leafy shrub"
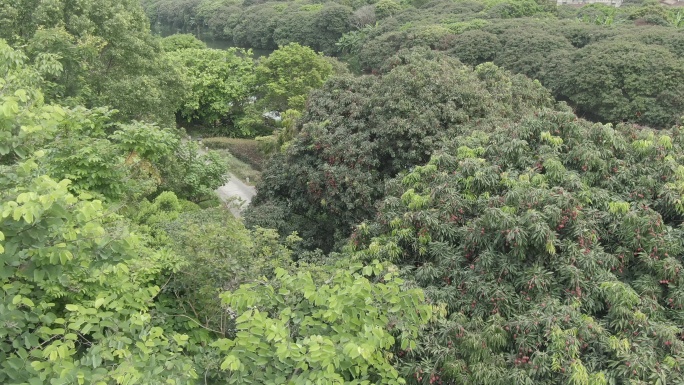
[156,140,229,203]
[376,0,402,18]
[160,208,298,336]
[161,33,207,51]
[212,261,432,383]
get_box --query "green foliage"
[46,114,180,201]
[444,30,501,66]
[408,25,454,49]
[1,41,181,201]
[547,40,684,128]
[202,137,265,170]
[274,3,354,55]
[12,1,684,384]
[1,39,226,203]
[212,261,431,383]
[232,4,279,50]
[158,208,299,336]
[168,47,255,129]
[0,172,197,385]
[443,18,490,34]
[376,0,402,19]
[0,0,186,126]
[337,23,378,56]
[493,27,574,81]
[0,43,197,383]
[143,0,206,32]
[145,0,242,38]
[134,191,184,230]
[256,109,304,155]
[617,28,684,57]
[247,51,554,250]
[156,140,228,203]
[338,3,684,127]
[161,33,208,51]
[0,40,61,165]
[629,5,672,25]
[254,43,334,112]
[576,4,623,26]
[3,13,445,385]
[484,0,550,18]
[350,110,684,384]
[144,0,357,53]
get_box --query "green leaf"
[220,355,242,371]
[21,297,35,308]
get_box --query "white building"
[557,0,623,6]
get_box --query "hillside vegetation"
[142,0,684,128]
[1,0,683,384]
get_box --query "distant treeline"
[141,0,684,128]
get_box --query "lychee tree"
[247,51,554,251]
[350,109,684,384]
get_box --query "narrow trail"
[194,140,258,217]
[216,173,256,218]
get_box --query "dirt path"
[216,173,256,218]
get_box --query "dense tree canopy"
[0,40,198,385]
[0,11,431,381]
[168,47,254,128]
[138,0,684,128]
[6,0,684,383]
[544,40,684,128]
[350,109,684,384]
[343,5,684,128]
[0,0,185,126]
[273,3,354,55]
[232,4,280,50]
[247,51,554,250]
[244,37,684,382]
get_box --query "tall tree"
[253,43,333,113]
[546,40,684,128]
[0,40,197,385]
[351,109,684,384]
[247,51,554,251]
[0,0,185,125]
[168,47,255,130]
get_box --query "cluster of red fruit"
[666,297,683,309]
[324,170,337,189]
[412,368,443,385]
[513,354,532,366]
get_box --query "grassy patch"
[203,137,265,171]
[212,149,262,186]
